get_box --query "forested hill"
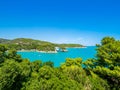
[0,38,53,44]
[0,38,10,43]
[0,38,83,51]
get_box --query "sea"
[17,46,96,67]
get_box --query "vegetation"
[0,38,83,51]
[83,37,120,89]
[0,38,10,43]
[57,44,83,48]
[0,37,120,90]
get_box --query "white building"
[55,47,60,52]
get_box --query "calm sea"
[18,46,96,67]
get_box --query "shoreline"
[37,51,57,53]
[17,47,87,53]
[66,46,87,48]
[17,50,58,53]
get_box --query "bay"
[18,46,96,67]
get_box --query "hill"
[0,38,84,51]
[0,38,10,43]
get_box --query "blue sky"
[0,0,120,46]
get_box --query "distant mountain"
[0,38,84,51]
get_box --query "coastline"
[17,50,58,53]
[66,46,87,48]
[17,47,87,53]
[37,51,57,53]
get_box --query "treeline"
[0,37,120,90]
[0,38,83,51]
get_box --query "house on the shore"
[55,47,60,52]
[55,47,68,52]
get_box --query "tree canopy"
[0,37,120,90]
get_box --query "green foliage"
[0,45,8,63]
[22,66,83,90]
[0,60,21,90]
[84,37,120,89]
[0,37,120,90]
[88,71,110,90]
[61,58,87,84]
[101,37,115,45]
[57,44,83,47]
[43,61,54,67]
[0,38,10,43]
[0,38,83,51]
[31,60,42,72]
[7,49,22,62]
[61,58,82,67]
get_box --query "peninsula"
[0,38,84,52]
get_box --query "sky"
[0,0,120,46]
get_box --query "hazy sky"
[0,0,120,46]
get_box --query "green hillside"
[0,38,10,43]
[0,38,83,51]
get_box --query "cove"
[18,46,96,67]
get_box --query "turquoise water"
[18,46,96,67]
